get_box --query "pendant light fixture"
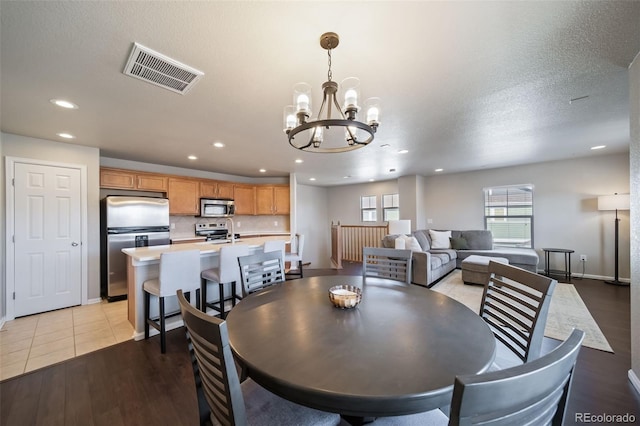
[284,32,381,153]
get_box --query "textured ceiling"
[1,1,639,186]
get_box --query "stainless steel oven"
[199,198,235,218]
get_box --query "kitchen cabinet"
[233,185,256,215]
[200,180,234,199]
[100,168,167,191]
[168,177,200,215]
[256,185,290,215]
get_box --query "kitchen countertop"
[123,235,290,262]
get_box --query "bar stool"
[285,234,305,279]
[263,240,286,265]
[200,244,249,319]
[143,249,201,354]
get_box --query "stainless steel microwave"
[199,198,235,217]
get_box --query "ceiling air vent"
[123,42,204,95]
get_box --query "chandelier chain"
[327,44,333,82]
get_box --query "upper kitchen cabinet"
[200,180,234,199]
[233,184,256,215]
[100,167,167,192]
[256,185,290,215]
[168,177,200,215]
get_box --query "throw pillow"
[449,236,469,250]
[428,230,452,249]
[403,235,423,252]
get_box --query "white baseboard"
[570,272,630,283]
[629,369,640,395]
[87,297,102,305]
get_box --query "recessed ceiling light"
[369,178,375,182]
[259,169,267,173]
[435,168,443,172]
[389,168,396,173]
[212,142,225,148]
[309,177,316,181]
[591,145,606,150]
[295,159,304,163]
[398,149,409,154]
[57,132,75,139]
[50,99,78,109]
[343,175,351,179]
[380,144,390,148]
[188,155,197,160]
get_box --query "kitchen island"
[122,236,289,340]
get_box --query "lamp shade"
[388,220,411,235]
[597,194,630,211]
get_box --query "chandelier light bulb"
[283,105,297,132]
[365,97,381,127]
[297,94,310,112]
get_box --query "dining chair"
[285,233,305,279]
[481,260,558,370]
[176,290,341,426]
[143,249,201,353]
[372,328,584,426]
[238,250,284,297]
[200,244,250,319]
[362,247,413,284]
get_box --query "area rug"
[431,270,614,353]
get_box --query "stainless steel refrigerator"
[101,196,170,301]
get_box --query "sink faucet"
[226,217,235,243]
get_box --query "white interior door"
[12,162,83,317]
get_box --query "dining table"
[225,275,496,421]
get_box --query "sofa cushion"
[429,230,452,249]
[428,249,457,263]
[413,230,431,251]
[402,235,423,252]
[460,230,493,250]
[449,236,469,250]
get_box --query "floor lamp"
[597,193,630,286]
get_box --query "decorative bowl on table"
[328,285,362,309]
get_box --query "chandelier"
[284,32,381,153]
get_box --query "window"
[361,195,377,222]
[484,184,534,248]
[382,193,399,221]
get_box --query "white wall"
[1,133,102,302]
[326,180,398,225]
[295,183,331,269]
[629,53,639,393]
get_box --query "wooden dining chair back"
[481,260,557,367]
[238,250,285,297]
[362,247,413,284]
[177,290,340,426]
[449,328,584,426]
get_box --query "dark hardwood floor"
[1,263,638,425]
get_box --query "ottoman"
[461,255,509,285]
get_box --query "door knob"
[71,242,79,246]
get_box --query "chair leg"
[159,296,166,354]
[144,291,150,339]
[219,282,225,319]
[200,278,208,313]
[299,261,304,278]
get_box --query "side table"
[542,248,574,280]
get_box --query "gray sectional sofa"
[382,229,539,287]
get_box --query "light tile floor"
[0,300,132,381]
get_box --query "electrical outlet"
[274,221,278,227]
[580,254,587,262]
[170,223,175,230]
[236,221,241,228]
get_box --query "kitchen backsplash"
[170,215,290,238]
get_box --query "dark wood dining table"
[225,275,496,419]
